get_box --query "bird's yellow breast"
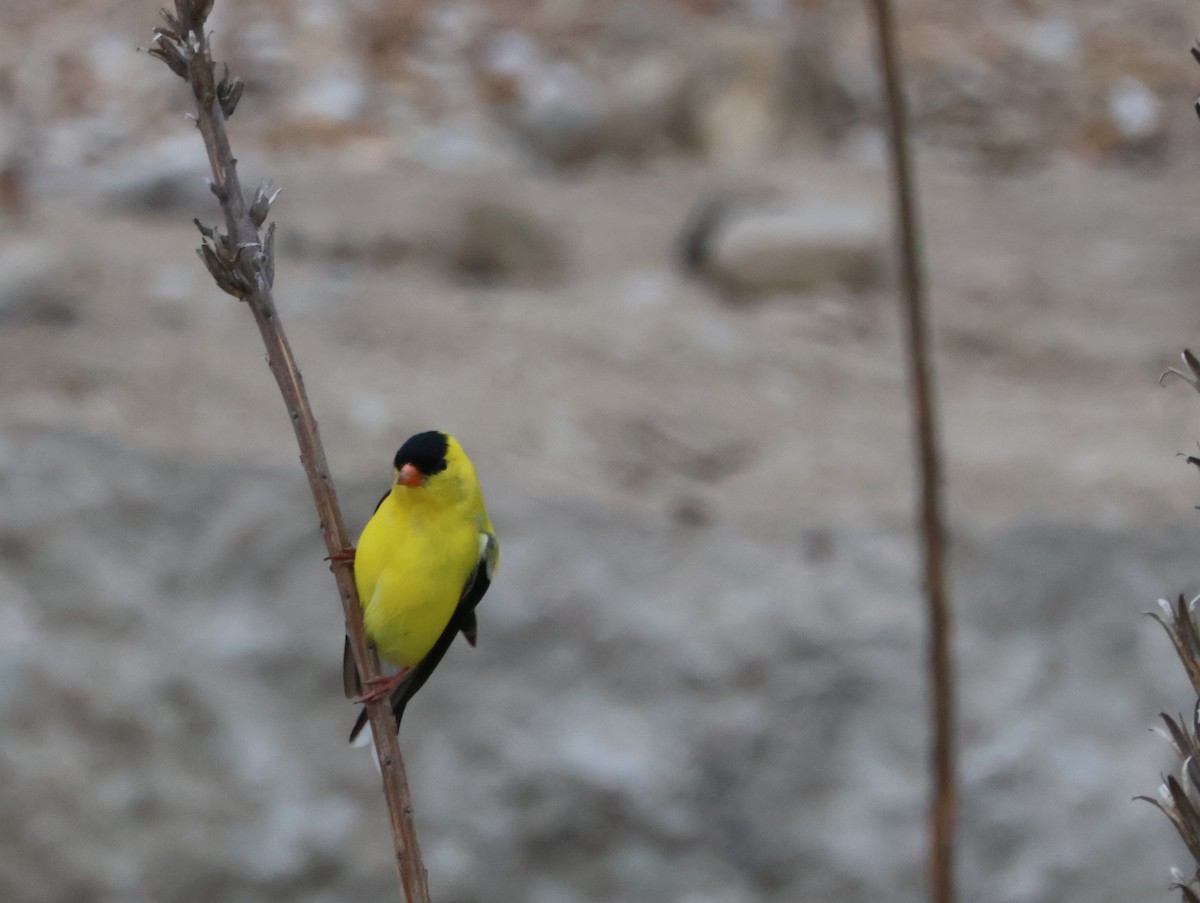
[355,490,481,668]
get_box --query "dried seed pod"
[197,239,249,298]
[218,77,244,118]
[172,0,194,32]
[198,242,228,287]
[149,38,189,80]
[1161,350,1200,393]
[190,0,215,26]
[263,222,276,288]
[248,183,279,228]
[193,218,217,241]
[1162,713,1191,759]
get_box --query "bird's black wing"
[459,610,478,647]
[342,635,361,700]
[348,532,496,743]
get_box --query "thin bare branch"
[866,2,957,903]
[148,4,430,900]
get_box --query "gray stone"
[99,136,264,217]
[474,33,692,168]
[1108,78,1162,144]
[1021,17,1082,67]
[0,242,79,326]
[476,31,610,167]
[442,200,566,287]
[291,67,369,125]
[684,191,886,297]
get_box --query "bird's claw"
[353,669,409,705]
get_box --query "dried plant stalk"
[1142,594,1200,900]
[1144,41,1200,901]
[866,2,957,902]
[148,2,430,900]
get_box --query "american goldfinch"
[343,430,498,743]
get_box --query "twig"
[866,3,957,903]
[148,3,430,900]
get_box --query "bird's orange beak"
[396,463,425,488]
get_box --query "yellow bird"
[343,430,498,742]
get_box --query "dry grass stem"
[1142,594,1200,900]
[1144,44,1200,901]
[148,2,430,899]
[867,2,957,902]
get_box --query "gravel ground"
[4,2,1200,901]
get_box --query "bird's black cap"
[395,431,449,476]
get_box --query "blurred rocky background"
[2,1,1200,901]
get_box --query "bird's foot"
[354,669,410,705]
[327,547,356,569]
